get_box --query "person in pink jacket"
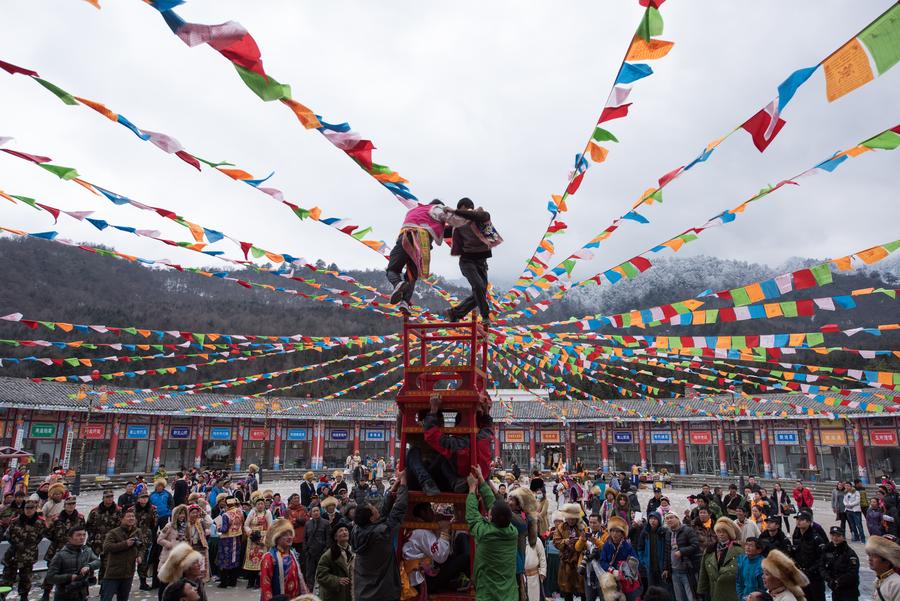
[387,200,468,314]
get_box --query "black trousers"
[406,447,459,491]
[453,257,490,319]
[386,233,418,302]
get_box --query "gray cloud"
[1,0,897,296]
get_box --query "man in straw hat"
[866,534,900,601]
[259,518,309,601]
[553,501,586,601]
[158,542,207,601]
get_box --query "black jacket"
[820,541,859,599]
[45,543,101,601]
[663,524,700,572]
[300,480,317,507]
[791,524,828,572]
[758,529,793,557]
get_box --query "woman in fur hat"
[755,549,808,601]
[316,520,353,601]
[259,518,309,601]
[552,503,586,601]
[866,535,900,601]
[698,517,745,601]
[184,505,209,582]
[158,505,190,568]
[244,495,274,588]
[159,542,208,601]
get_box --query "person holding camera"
[100,509,143,601]
[45,524,101,601]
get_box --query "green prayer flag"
[123,327,137,335]
[780,301,799,318]
[38,321,55,330]
[884,240,900,253]
[351,226,373,240]
[636,6,664,42]
[369,163,393,175]
[10,195,39,210]
[196,157,235,168]
[810,263,833,286]
[250,246,267,259]
[861,130,900,150]
[234,65,291,102]
[292,206,310,220]
[561,259,577,274]
[680,233,698,244]
[859,4,900,75]
[620,262,639,278]
[194,333,206,345]
[730,287,751,307]
[34,78,78,105]
[38,163,79,180]
[650,189,663,203]
[705,309,718,322]
[805,332,825,347]
[65,357,80,367]
[592,127,619,143]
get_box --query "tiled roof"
[0,377,889,422]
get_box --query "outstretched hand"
[471,465,485,484]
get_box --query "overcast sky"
[1,1,897,290]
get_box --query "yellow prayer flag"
[823,38,875,102]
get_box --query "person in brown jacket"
[100,510,142,601]
[552,503,586,601]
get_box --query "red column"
[234,420,244,472]
[564,429,572,471]
[388,423,396,469]
[676,423,687,475]
[493,424,501,461]
[853,420,869,484]
[804,422,818,480]
[600,425,610,473]
[528,424,536,471]
[194,418,204,469]
[717,423,728,476]
[273,422,282,471]
[760,421,773,479]
[106,416,120,476]
[638,423,648,471]
[152,416,165,474]
[353,422,361,454]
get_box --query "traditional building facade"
[1,378,896,483]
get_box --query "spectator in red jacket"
[793,480,815,517]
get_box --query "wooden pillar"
[676,423,687,475]
[193,418,204,469]
[638,423,648,471]
[717,423,728,477]
[234,420,244,472]
[760,421,773,479]
[353,422,361,454]
[151,416,165,474]
[600,425,610,473]
[273,422,282,471]
[528,424,536,471]
[853,420,868,484]
[804,421,818,480]
[106,416,120,476]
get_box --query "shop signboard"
[820,430,847,446]
[287,429,308,441]
[170,426,191,439]
[330,429,349,441]
[505,430,525,443]
[30,423,57,438]
[210,427,231,440]
[126,425,149,439]
[82,424,105,439]
[871,429,898,446]
[651,431,673,444]
[773,430,799,445]
[613,431,633,443]
[248,427,267,441]
[689,431,712,445]
[365,430,385,441]
[540,431,561,443]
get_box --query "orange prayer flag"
[823,38,874,102]
[0,191,15,204]
[56,322,73,332]
[745,283,765,304]
[843,145,871,157]
[634,187,657,208]
[626,36,675,61]
[832,255,853,271]
[71,178,100,195]
[789,333,805,347]
[373,172,408,184]
[309,207,322,220]
[280,98,321,129]
[857,245,889,264]
[264,251,285,264]
[74,97,117,121]
[218,168,254,181]
[82,0,100,8]
[661,238,685,252]
[588,142,609,163]
[551,194,568,213]
[187,222,205,242]
[764,303,783,318]
[137,329,151,338]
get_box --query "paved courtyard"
[3,479,874,599]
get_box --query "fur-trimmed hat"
[250,490,264,503]
[551,511,565,524]
[158,542,202,584]
[247,464,259,473]
[333,470,343,478]
[320,496,339,509]
[265,518,294,548]
[762,549,809,599]
[153,478,167,488]
[508,487,538,518]
[48,482,66,497]
[867,535,900,567]
[304,471,315,480]
[559,503,582,520]
[713,516,741,541]
[607,515,629,536]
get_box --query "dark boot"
[139,578,151,591]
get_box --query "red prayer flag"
[796,299,815,317]
[566,172,586,195]
[0,59,38,77]
[1,148,51,164]
[719,308,736,322]
[345,140,375,170]
[175,150,202,171]
[239,241,253,259]
[658,166,683,188]
[598,103,632,124]
[741,108,787,152]
[792,268,816,289]
[631,256,652,272]
[217,33,266,78]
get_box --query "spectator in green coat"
[466,466,518,601]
